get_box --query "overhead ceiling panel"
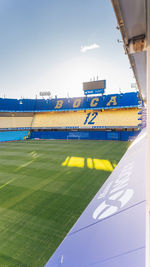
[132,51,147,100]
[111,0,147,100]
[119,0,146,39]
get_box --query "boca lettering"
[73,99,81,108]
[106,96,117,106]
[90,98,99,107]
[55,100,63,109]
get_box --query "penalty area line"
[0,153,40,191]
[0,177,17,191]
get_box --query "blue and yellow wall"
[0,92,139,112]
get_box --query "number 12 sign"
[84,112,98,125]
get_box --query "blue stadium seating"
[0,131,29,142]
[0,92,140,112]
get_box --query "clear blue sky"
[0,0,136,99]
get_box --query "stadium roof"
[111,0,149,101]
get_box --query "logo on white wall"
[93,162,134,220]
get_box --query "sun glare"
[62,156,117,172]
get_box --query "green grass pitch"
[0,139,129,266]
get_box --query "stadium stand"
[0,92,142,141]
[32,108,139,128]
[0,112,33,129]
[0,92,139,112]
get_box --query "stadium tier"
[0,92,139,112]
[0,112,34,129]
[0,92,142,141]
[32,109,139,128]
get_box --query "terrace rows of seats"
[32,109,139,129]
[0,92,140,112]
[0,108,139,130]
[0,113,33,129]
